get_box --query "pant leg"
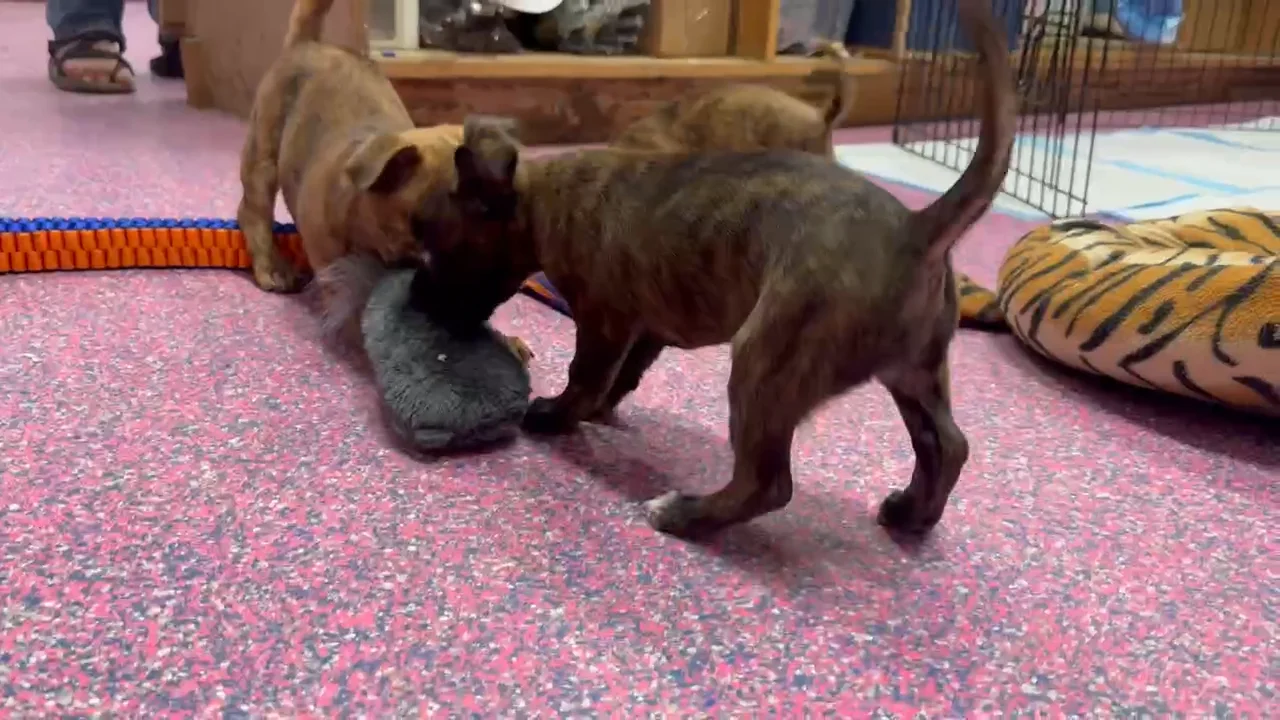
[150,0,180,44]
[46,0,126,44]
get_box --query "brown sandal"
[48,31,136,94]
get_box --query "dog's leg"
[876,355,969,535]
[591,334,664,419]
[238,130,303,293]
[524,320,637,435]
[643,342,799,537]
[644,303,850,538]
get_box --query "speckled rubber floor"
[1,3,1277,716]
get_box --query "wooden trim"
[179,37,214,109]
[376,50,896,79]
[897,41,1280,121]
[892,0,912,60]
[733,0,780,60]
[1051,39,1280,71]
[389,65,905,144]
[181,0,1279,142]
[1178,0,1247,52]
[1238,0,1280,56]
[181,0,369,118]
[157,0,188,37]
[350,0,371,53]
[923,37,1280,71]
[645,0,734,57]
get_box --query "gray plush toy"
[320,255,532,454]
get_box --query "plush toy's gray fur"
[319,255,531,453]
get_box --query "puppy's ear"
[454,144,518,192]
[453,116,520,217]
[346,134,424,194]
[457,115,521,184]
[463,114,521,144]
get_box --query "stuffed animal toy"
[320,255,532,454]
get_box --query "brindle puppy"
[613,42,856,156]
[237,0,463,294]
[418,0,1015,538]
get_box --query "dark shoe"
[149,38,184,80]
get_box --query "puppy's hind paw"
[876,490,942,535]
[521,397,578,435]
[252,262,306,294]
[643,491,721,540]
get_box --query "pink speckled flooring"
[1,2,1277,716]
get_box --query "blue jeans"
[47,0,160,44]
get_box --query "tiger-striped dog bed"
[957,208,1279,416]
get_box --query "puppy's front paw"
[876,490,942,535]
[502,334,535,366]
[522,397,579,435]
[643,491,721,540]
[252,261,305,294]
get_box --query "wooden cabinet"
[175,0,900,143]
[174,0,1279,145]
[173,0,366,117]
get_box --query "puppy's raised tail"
[814,41,857,132]
[911,0,1016,263]
[284,0,336,48]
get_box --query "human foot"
[48,32,136,94]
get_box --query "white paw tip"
[643,491,682,519]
